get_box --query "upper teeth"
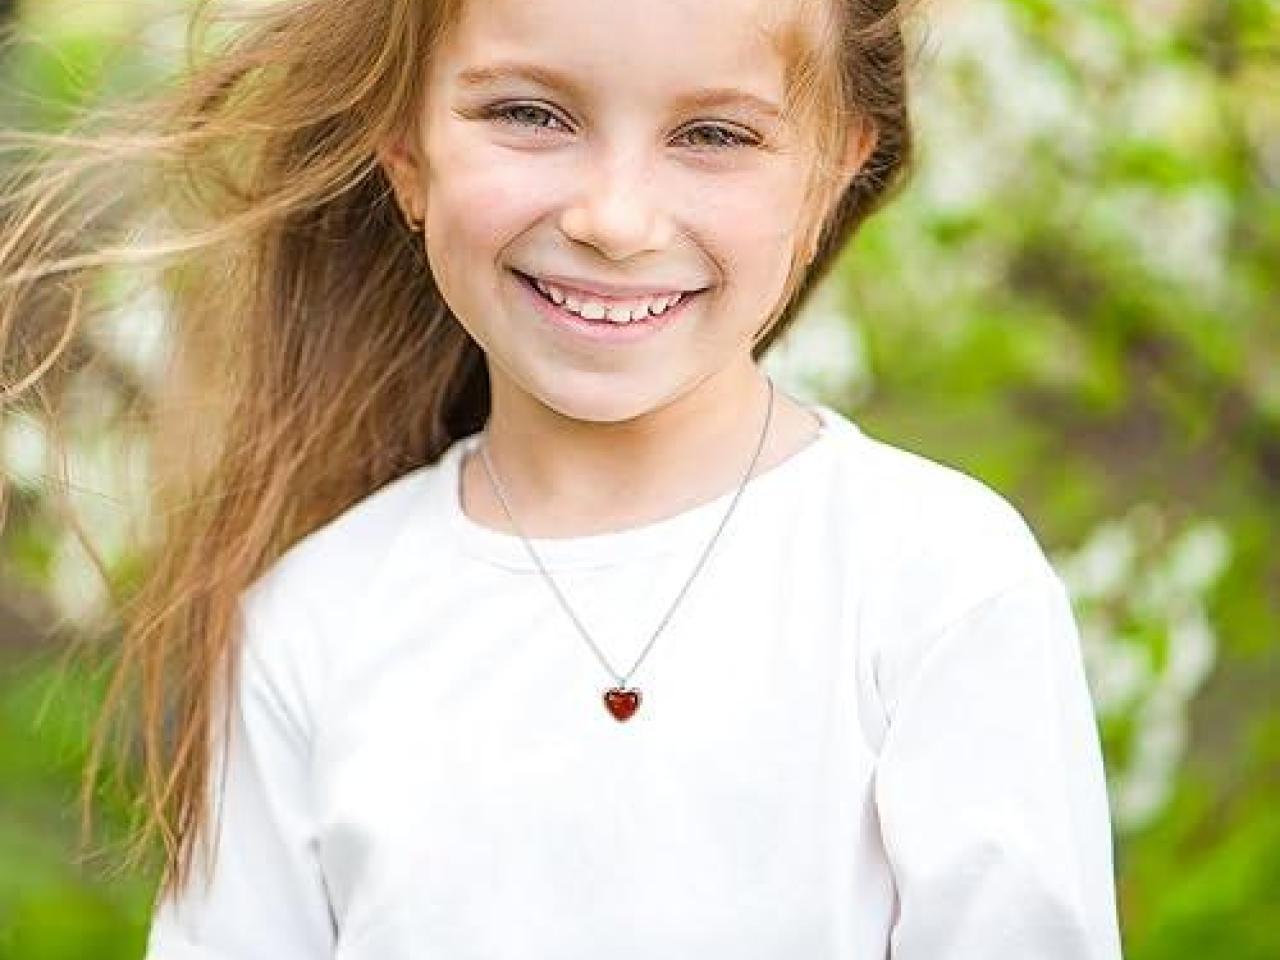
[534,277,685,323]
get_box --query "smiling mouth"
[512,269,702,324]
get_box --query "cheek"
[421,109,560,239]
[421,145,555,320]
[426,155,544,247]
[689,175,806,296]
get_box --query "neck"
[462,365,821,539]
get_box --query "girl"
[0,0,1124,956]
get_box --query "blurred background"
[0,0,1277,957]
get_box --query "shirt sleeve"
[143,583,337,960]
[873,570,1124,959]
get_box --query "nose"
[558,147,675,260]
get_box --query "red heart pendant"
[603,687,642,722]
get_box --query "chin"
[517,369,683,426]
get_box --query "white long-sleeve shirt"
[144,402,1124,959]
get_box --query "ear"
[838,114,878,195]
[375,127,427,225]
[801,117,881,267]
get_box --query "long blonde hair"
[0,0,914,900]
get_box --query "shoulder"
[238,449,454,652]
[820,408,1059,639]
[864,429,1051,583]
[256,449,455,607]
[817,411,1075,738]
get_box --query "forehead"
[437,0,806,101]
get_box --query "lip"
[530,273,697,301]
[511,269,700,344]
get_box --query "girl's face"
[382,0,861,424]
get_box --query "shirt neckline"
[444,402,840,573]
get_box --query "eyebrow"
[455,61,783,120]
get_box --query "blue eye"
[480,102,758,150]
[483,103,569,132]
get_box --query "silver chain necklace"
[476,375,777,722]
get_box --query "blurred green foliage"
[1,0,1277,957]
